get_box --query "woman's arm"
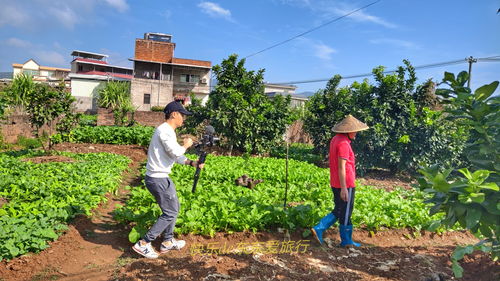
[338,157,348,201]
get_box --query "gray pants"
[143,176,180,243]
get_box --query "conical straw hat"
[332,115,369,133]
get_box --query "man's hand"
[194,161,204,169]
[340,187,349,202]
[183,137,193,149]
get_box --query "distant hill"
[0,72,13,79]
[296,91,316,97]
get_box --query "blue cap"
[163,101,192,115]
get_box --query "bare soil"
[0,143,497,281]
[21,155,75,163]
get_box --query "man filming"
[132,101,204,259]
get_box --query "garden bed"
[0,144,496,281]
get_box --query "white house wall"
[193,93,209,105]
[71,78,105,112]
[23,60,40,70]
[13,68,22,77]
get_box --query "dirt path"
[0,143,498,281]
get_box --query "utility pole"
[466,56,477,88]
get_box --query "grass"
[30,266,60,281]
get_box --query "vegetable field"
[0,151,129,260]
[0,144,496,281]
[115,155,441,241]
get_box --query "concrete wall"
[172,66,210,95]
[130,78,174,111]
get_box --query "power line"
[271,56,500,85]
[243,0,382,59]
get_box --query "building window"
[143,94,151,104]
[23,69,39,76]
[180,74,200,83]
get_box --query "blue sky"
[0,0,499,94]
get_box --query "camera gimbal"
[192,125,219,193]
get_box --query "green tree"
[417,72,499,277]
[304,60,466,174]
[304,75,372,158]
[206,54,291,154]
[179,93,209,136]
[97,81,134,126]
[26,82,77,150]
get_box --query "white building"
[12,59,70,86]
[69,50,133,113]
[264,83,308,108]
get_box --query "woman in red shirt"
[311,115,369,247]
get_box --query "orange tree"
[304,60,467,174]
[25,82,78,150]
[206,54,291,154]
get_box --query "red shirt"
[329,134,356,188]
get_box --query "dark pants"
[143,176,180,243]
[331,187,356,225]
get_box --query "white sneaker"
[132,240,159,259]
[160,238,186,253]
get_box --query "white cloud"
[331,6,397,29]
[370,38,419,49]
[5,38,31,48]
[34,51,67,67]
[0,0,129,30]
[296,38,337,61]
[49,6,79,29]
[313,42,337,60]
[104,0,129,13]
[278,0,397,29]
[198,2,233,21]
[0,3,29,28]
[276,0,311,7]
[162,9,172,20]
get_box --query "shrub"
[16,136,42,149]
[417,72,499,277]
[150,106,164,112]
[97,81,134,126]
[78,114,97,127]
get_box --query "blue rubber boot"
[311,213,337,245]
[339,224,361,247]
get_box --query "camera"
[194,125,219,150]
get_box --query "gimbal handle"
[191,151,208,193]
